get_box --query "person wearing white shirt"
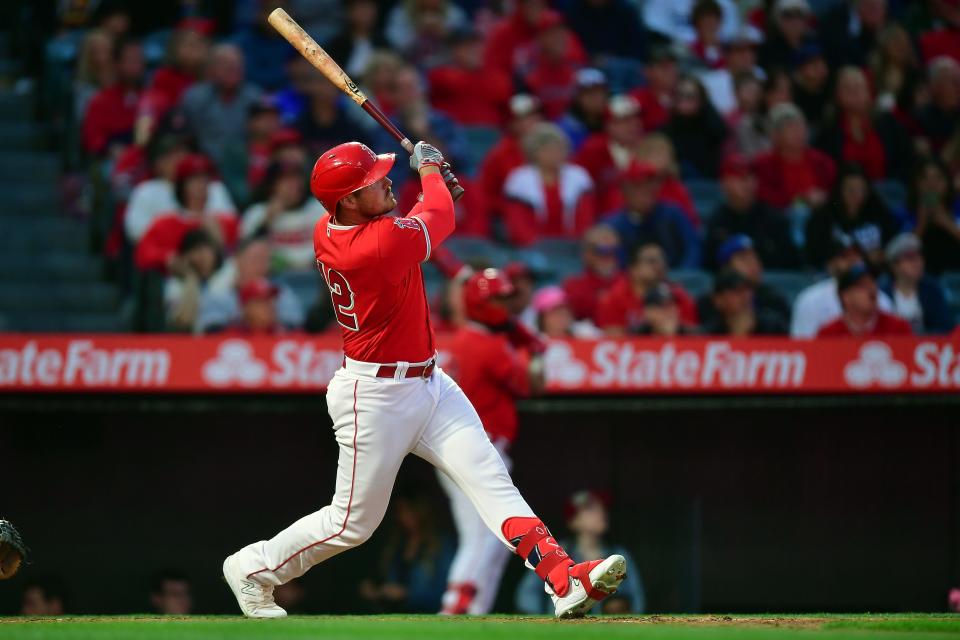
[642,0,741,46]
[240,161,326,272]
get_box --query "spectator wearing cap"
[697,234,791,331]
[165,228,221,332]
[752,103,836,210]
[478,95,543,221]
[557,69,609,150]
[181,44,263,162]
[819,0,889,68]
[532,286,600,338]
[232,0,298,92]
[642,0,741,45]
[503,122,596,246]
[704,155,800,270]
[817,265,913,337]
[295,70,372,159]
[562,224,622,321]
[225,278,285,335]
[790,42,831,129]
[701,269,788,335]
[199,237,305,333]
[805,163,900,270]
[516,490,644,615]
[602,162,701,268]
[687,0,726,69]
[595,242,698,335]
[324,0,387,79]
[916,4,960,64]
[385,0,469,66]
[135,154,240,272]
[879,233,954,334]
[563,0,646,61]
[521,11,587,120]
[428,28,512,126]
[814,67,914,182]
[790,240,896,338]
[574,95,645,203]
[241,161,325,273]
[503,262,538,330]
[125,143,236,244]
[635,284,699,336]
[483,0,587,75]
[629,46,678,131]
[758,0,814,72]
[662,75,728,178]
[903,158,960,274]
[82,38,146,157]
[137,19,212,136]
[697,27,764,117]
[917,57,960,153]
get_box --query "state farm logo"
[544,342,587,386]
[201,339,343,388]
[844,342,907,388]
[202,340,268,387]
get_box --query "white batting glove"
[409,141,444,171]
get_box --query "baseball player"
[437,268,546,615]
[222,141,625,618]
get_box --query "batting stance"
[223,141,626,618]
[438,268,546,615]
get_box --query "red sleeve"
[890,316,914,336]
[594,291,625,328]
[216,214,239,250]
[485,337,530,398]
[455,176,490,237]
[671,285,699,324]
[503,199,538,247]
[573,191,596,236]
[752,154,788,209]
[816,319,847,337]
[135,216,188,272]
[378,173,454,273]
[81,92,109,155]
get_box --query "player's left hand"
[0,520,26,580]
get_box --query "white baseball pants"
[233,364,535,586]
[437,438,513,614]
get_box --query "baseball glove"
[0,519,27,580]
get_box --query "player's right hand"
[409,141,444,171]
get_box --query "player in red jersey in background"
[438,268,546,614]
[222,140,625,619]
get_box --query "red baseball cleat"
[548,555,627,619]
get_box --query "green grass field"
[1,615,959,640]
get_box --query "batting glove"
[409,141,444,171]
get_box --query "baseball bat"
[268,8,465,201]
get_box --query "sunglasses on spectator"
[590,244,619,256]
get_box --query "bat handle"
[448,184,465,201]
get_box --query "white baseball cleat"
[549,554,627,619]
[222,553,288,618]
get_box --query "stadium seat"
[940,271,960,323]
[875,180,907,211]
[443,236,511,267]
[671,269,712,299]
[765,271,822,306]
[461,127,501,177]
[684,179,722,224]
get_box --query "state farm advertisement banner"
[0,335,958,395]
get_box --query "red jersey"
[82,84,142,155]
[562,270,618,321]
[313,173,455,364]
[135,212,238,272]
[446,323,529,444]
[816,312,913,338]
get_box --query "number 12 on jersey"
[318,260,359,331]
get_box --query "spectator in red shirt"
[484,0,586,75]
[918,1,960,64]
[137,19,212,138]
[227,278,284,335]
[817,264,914,337]
[74,29,115,123]
[522,11,586,120]
[595,242,698,335]
[753,102,836,209]
[688,0,726,69]
[562,224,621,321]
[574,95,645,211]
[135,154,239,272]
[630,45,678,131]
[82,38,145,158]
[503,123,596,246]
[532,286,600,338]
[428,28,512,126]
[245,101,284,191]
[478,94,543,221]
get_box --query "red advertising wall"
[1,334,958,394]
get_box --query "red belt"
[376,361,435,379]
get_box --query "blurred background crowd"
[2,0,960,338]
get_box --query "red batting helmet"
[464,268,514,326]
[310,142,395,212]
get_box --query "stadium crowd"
[38,0,960,338]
